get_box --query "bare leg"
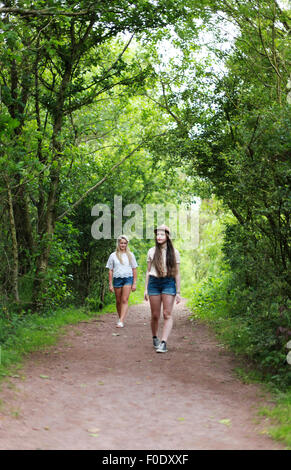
[160,294,175,342]
[149,295,162,337]
[114,287,122,319]
[119,285,132,323]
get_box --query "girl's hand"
[131,283,137,292]
[176,293,181,304]
[109,284,114,293]
[144,291,149,301]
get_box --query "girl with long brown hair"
[144,225,181,353]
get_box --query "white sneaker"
[156,341,168,353]
[116,321,124,328]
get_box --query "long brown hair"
[152,233,177,277]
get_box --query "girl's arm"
[108,269,114,292]
[132,268,137,291]
[175,263,181,304]
[144,261,151,301]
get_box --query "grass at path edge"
[0,290,144,381]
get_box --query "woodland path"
[0,299,284,450]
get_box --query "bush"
[188,200,291,389]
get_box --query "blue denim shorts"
[113,276,133,288]
[148,275,176,296]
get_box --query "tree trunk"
[5,175,20,302]
[31,65,72,308]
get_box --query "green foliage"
[0,0,290,398]
[141,1,291,388]
[187,200,291,388]
[0,0,198,310]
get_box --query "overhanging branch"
[0,7,92,17]
[56,133,166,221]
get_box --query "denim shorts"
[113,276,133,288]
[148,275,176,296]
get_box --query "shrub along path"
[0,299,284,450]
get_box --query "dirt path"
[0,299,284,450]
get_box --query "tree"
[138,0,291,377]
[0,0,194,307]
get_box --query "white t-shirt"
[147,246,180,277]
[106,252,138,278]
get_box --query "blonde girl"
[106,235,138,327]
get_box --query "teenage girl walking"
[106,235,138,327]
[144,225,181,352]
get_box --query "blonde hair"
[116,235,133,266]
